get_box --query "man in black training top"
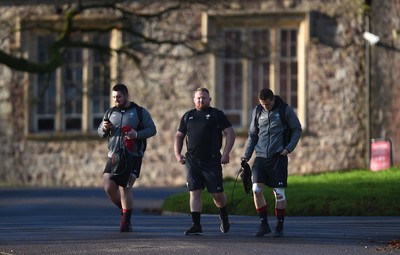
[174,87,236,235]
[243,88,302,237]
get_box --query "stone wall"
[281,0,368,173]
[370,0,400,165]
[0,0,398,187]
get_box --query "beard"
[115,102,122,109]
[115,98,129,109]
[196,103,210,110]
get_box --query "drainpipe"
[365,15,371,169]
[363,3,379,169]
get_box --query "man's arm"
[243,106,259,160]
[136,108,157,139]
[221,126,235,164]
[285,106,302,153]
[97,114,112,138]
[174,131,186,164]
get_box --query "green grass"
[162,168,400,216]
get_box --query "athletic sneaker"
[273,221,284,237]
[254,223,271,237]
[219,216,230,233]
[184,224,203,235]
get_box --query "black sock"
[122,209,132,224]
[191,212,201,226]
[257,206,268,225]
[275,208,285,222]
[219,206,228,218]
[260,212,269,226]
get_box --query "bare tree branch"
[0,1,224,73]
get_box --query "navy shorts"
[185,153,224,193]
[252,154,288,188]
[103,156,143,178]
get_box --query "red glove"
[122,125,135,151]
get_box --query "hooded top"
[244,96,302,160]
[97,102,157,158]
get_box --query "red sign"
[370,139,392,171]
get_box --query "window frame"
[203,12,308,134]
[22,19,120,139]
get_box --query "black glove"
[240,158,248,168]
[239,158,252,194]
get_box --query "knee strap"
[273,188,286,202]
[252,183,262,194]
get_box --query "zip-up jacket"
[97,102,157,158]
[244,96,302,160]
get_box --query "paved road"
[0,187,399,255]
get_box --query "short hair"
[258,88,274,101]
[194,87,210,95]
[112,84,129,95]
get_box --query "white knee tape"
[273,188,286,202]
[253,183,262,194]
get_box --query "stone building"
[0,0,398,187]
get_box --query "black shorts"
[185,153,224,193]
[252,155,288,188]
[103,156,143,178]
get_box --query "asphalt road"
[0,187,399,255]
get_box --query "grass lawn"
[162,168,400,216]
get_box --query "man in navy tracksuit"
[243,88,302,237]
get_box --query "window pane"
[280,62,287,74]
[250,29,270,106]
[38,118,54,131]
[252,30,270,58]
[223,62,242,109]
[226,113,241,126]
[93,117,103,129]
[280,80,287,99]
[291,78,297,91]
[38,36,55,62]
[234,62,242,108]
[281,30,288,57]
[65,118,82,130]
[37,72,56,114]
[291,62,298,75]
[90,33,111,129]
[225,30,242,58]
[291,45,297,56]
[64,66,83,114]
[252,60,270,106]
[36,36,56,131]
[279,28,298,107]
[63,38,83,131]
[291,93,298,109]
[263,62,270,88]
[223,29,243,116]
[291,30,297,56]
